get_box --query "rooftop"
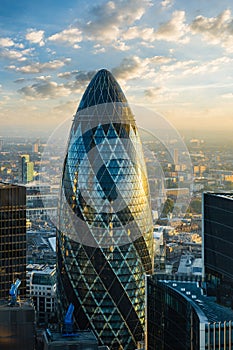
[0,182,24,189]
[27,264,56,274]
[205,192,233,200]
[0,299,34,310]
[159,279,233,323]
[43,329,98,346]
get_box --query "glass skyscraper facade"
[57,69,154,349]
[203,193,233,306]
[0,183,27,299]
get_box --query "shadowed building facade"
[0,183,26,299]
[57,69,154,349]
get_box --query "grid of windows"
[57,69,154,350]
[0,184,26,299]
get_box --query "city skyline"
[1,0,233,137]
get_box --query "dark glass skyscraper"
[0,183,26,299]
[203,192,233,305]
[57,69,154,349]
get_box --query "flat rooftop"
[44,329,98,345]
[0,182,24,189]
[159,279,233,323]
[0,299,34,310]
[27,263,55,274]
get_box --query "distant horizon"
[1,123,233,146]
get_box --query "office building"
[19,154,34,183]
[32,139,39,153]
[26,264,56,325]
[0,183,27,299]
[146,193,233,349]
[57,69,154,349]
[0,139,3,152]
[146,275,233,350]
[203,193,233,305]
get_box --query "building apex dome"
[77,69,127,112]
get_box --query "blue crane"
[9,279,21,306]
[63,303,75,334]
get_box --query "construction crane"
[9,279,21,306]
[63,303,75,335]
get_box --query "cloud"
[123,10,189,44]
[66,70,97,92]
[17,70,96,99]
[84,0,152,43]
[155,10,189,43]
[14,78,26,84]
[161,0,173,8]
[47,0,152,50]
[26,29,45,46]
[144,87,165,98]
[190,10,233,52]
[93,44,106,54]
[57,71,79,79]
[35,75,52,81]
[123,26,155,42]
[48,28,82,48]
[160,59,195,73]
[0,37,15,47]
[45,2,188,50]
[0,49,26,61]
[112,56,149,80]
[18,81,70,99]
[182,57,233,76]
[221,93,233,99]
[112,55,172,82]
[7,58,71,74]
[144,86,178,102]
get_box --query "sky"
[1,0,233,138]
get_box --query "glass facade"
[147,277,201,350]
[204,193,233,278]
[0,183,27,298]
[204,193,233,306]
[147,276,233,350]
[57,69,154,349]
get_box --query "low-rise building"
[0,299,35,350]
[26,264,56,325]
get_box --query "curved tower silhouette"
[57,69,154,349]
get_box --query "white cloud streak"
[7,58,71,74]
[48,28,82,48]
[26,30,45,46]
[0,37,15,47]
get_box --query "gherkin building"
[57,69,154,349]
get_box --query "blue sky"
[1,0,233,136]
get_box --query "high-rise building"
[57,69,154,349]
[146,192,233,349]
[146,275,233,350]
[0,139,3,152]
[203,192,233,306]
[19,154,34,183]
[32,139,39,153]
[0,183,27,299]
